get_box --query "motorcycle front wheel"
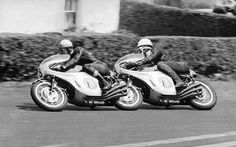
[30,79,68,111]
[114,85,143,110]
[190,79,217,110]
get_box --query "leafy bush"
[0,33,139,81]
[180,0,213,9]
[119,1,236,37]
[0,33,235,81]
[149,36,236,75]
[153,0,213,9]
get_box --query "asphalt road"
[0,78,236,147]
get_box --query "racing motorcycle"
[114,53,217,110]
[30,54,143,111]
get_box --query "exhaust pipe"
[179,90,202,100]
[104,88,127,99]
[103,83,126,96]
[178,87,202,98]
[104,92,127,101]
[179,92,198,100]
[178,83,201,95]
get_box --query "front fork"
[126,75,132,87]
[50,76,56,91]
[33,76,57,92]
[126,75,142,94]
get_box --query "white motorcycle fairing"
[39,54,102,96]
[31,54,144,111]
[114,53,177,96]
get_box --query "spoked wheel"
[190,79,217,110]
[114,85,143,110]
[30,80,68,111]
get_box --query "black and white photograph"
[0,0,236,146]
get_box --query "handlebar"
[49,63,67,72]
[119,61,143,71]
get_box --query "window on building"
[65,0,78,27]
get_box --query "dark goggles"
[138,46,153,53]
[59,47,73,53]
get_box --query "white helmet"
[59,39,73,48]
[137,38,153,48]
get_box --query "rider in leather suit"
[134,38,189,89]
[56,39,111,90]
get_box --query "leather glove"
[53,64,66,71]
[125,62,138,69]
[61,65,67,70]
[53,64,62,71]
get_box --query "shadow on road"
[16,103,119,112]
[16,103,197,112]
[139,104,195,111]
[63,105,119,111]
[16,103,45,111]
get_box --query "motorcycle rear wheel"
[114,85,143,110]
[30,80,68,111]
[190,79,217,110]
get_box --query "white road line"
[196,141,236,147]
[42,142,77,147]
[105,131,236,147]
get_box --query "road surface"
[0,78,236,147]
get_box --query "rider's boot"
[93,70,111,91]
[175,79,185,89]
[169,71,185,89]
[158,62,185,89]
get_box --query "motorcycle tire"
[190,79,217,110]
[114,85,143,110]
[30,79,68,111]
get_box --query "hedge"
[0,33,235,81]
[119,1,236,37]
[153,0,213,9]
[0,32,139,81]
[149,36,236,75]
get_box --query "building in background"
[0,0,120,34]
